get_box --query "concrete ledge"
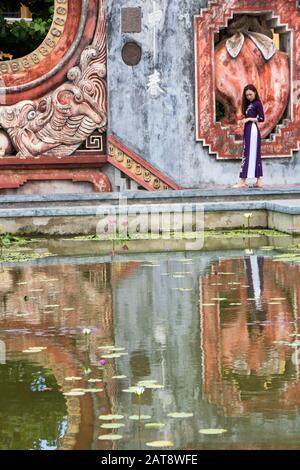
[0,199,299,235]
[1,186,300,207]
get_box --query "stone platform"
[0,186,300,236]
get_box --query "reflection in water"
[1,252,300,449]
[200,256,300,423]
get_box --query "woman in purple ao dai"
[233,84,265,188]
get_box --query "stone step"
[1,186,300,209]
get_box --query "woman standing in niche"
[233,84,265,188]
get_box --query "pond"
[1,244,300,450]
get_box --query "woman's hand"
[243,117,257,124]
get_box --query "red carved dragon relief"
[0,0,107,158]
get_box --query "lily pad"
[145,423,166,430]
[98,434,123,441]
[100,423,125,429]
[63,391,86,397]
[122,386,146,394]
[101,352,128,359]
[137,380,157,386]
[129,415,151,421]
[65,377,83,381]
[199,428,227,435]
[98,414,124,421]
[146,441,174,448]
[142,384,164,389]
[167,412,193,418]
[23,347,46,353]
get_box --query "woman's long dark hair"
[242,84,261,115]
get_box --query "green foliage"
[0,0,54,59]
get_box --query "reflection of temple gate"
[0,259,141,449]
[199,256,300,417]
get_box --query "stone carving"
[215,14,290,139]
[0,1,106,157]
[195,0,300,159]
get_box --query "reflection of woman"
[233,84,265,189]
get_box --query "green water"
[1,246,300,450]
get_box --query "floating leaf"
[167,412,193,418]
[143,384,164,389]
[63,391,86,396]
[173,272,192,275]
[122,386,145,394]
[101,352,128,358]
[145,423,166,430]
[65,376,83,381]
[137,380,157,386]
[146,441,174,448]
[99,414,124,421]
[129,415,151,420]
[100,423,125,429]
[141,264,160,267]
[23,347,46,353]
[199,429,227,435]
[98,434,123,441]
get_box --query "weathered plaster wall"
[106,0,300,188]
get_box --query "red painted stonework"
[0,169,111,192]
[1,0,99,105]
[195,0,300,159]
[108,135,181,191]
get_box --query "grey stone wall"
[106,0,300,188]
